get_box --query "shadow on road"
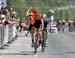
[0,51,35,56]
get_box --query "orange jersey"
[34,13,42,20]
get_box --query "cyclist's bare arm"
[8,19,17,24]
[26,7,32,16]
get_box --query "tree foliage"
[7,0,75,21]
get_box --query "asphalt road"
[0,31,75,58]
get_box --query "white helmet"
[48,10,54,14]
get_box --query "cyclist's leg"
[38,24,42,45]
[32,27,35,42]
[34,20,42,45]
[44,21,48,39]
[38,30,42,44]
[44,21,50,47]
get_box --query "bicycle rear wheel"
[41,30,46,53]
[34,45,37,54]
[34,31,38,54]
[41,43,45,53]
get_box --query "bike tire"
[34,31,38,54]
[34,47,37,54]
[41,30,46,53]
[41,43,45,53]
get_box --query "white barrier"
[12,25,17,38]
[0,24,4,47]
[4,25,9,45]
[0,24,16,48]
[8,24,13,41]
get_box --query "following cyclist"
[43,10,54,45]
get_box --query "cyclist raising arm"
[31,7,44,46]
[25,7,35,47]
[25,7,44,47]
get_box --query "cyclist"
[43,10,54,45]
[31,7,44,46]
[61,19,66,31]
[25,7,43,47]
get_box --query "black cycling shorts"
[44,21,49,28]
[34,20,41,29]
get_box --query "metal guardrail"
[0,24,16,48]
[0,24,4,48]
[8,24,13,42]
